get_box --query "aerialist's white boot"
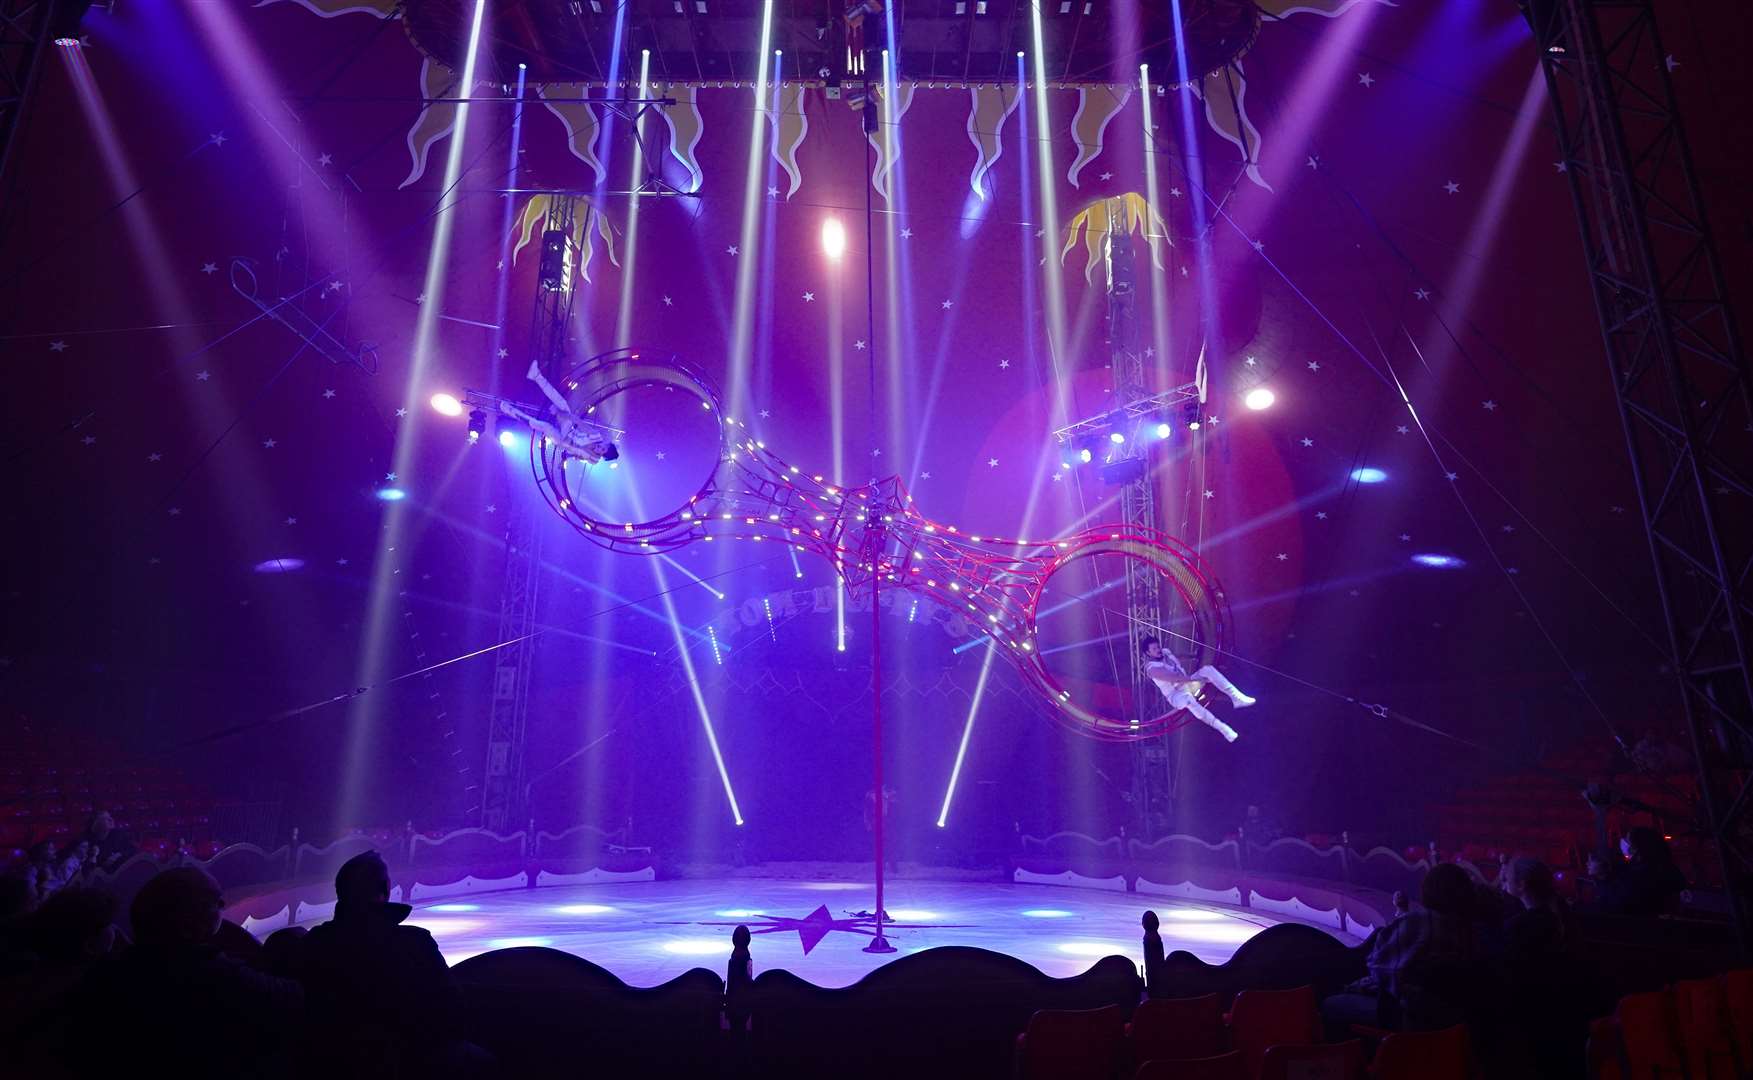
[1186,699,1240,743]
[1193,665,1256,709]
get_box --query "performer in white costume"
[1140,635,1255,742]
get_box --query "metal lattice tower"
[1105,204,1175,839]
[0,0,62,220]
[1532,0,1753,941]
[480,498,540,832]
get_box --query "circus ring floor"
[282,869,1366,988]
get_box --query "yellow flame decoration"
[510,195,619,283]
[1060,193,1171,285]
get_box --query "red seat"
[1616,989,1685,1079]
[1129,994,1226,1064]
[1674,978,1737,1080]
[1259,1040,1364,1080]
[1228,986,1321,1079]
[1368,1025,1470,1080]
[1721,969,1753,1074]
[1016,1005,1127,1080]
[1135,1051,1247,1080]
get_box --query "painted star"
[1398,533,1411,541]
[210,131,227,145]
[323,388,336,399]
[168,507,181,516]
[1275,553,1289,562]
[49,340,66,352]
[900,227,914,239]
[1306,155,1320,170]
[766,186,779,198]
[1610,505,1626,514]
[148,557,161,566]
[987,458,999,468]
[1414,288,1431,300]
[1501,524,1516,533]
[1245,356,1257,367]
[1443,180,1461,195]
[1300,437,1314,447]
[1207,416,1221,426]
[871,448,883,458]
[493,348,509,361]
[1357,72,1375,87]
[81,435,96,446]
[1445,471,1459,481]
[1169,187,1183,197]
[318,153,333,167]
[941,299,954,310]
[1316,511,1329,520]
[1307,360,1321,372]
[201,262,218,274]
[395,408,409,418]
[1099,171,1113,181]
[998,358,1011,369]
[336,558,350,567]
[415,292,426,305]
[384,472,398,482]
[262,438,278,449]
[802,291,815,302]
[328,280,343,293]
[1143,346,1155,358]
[485,504,497,514]
[1554,161,1568,173]
[1482,400,1498,411]
[1396,425,1410,435]
[1203,490,1215,499]
[655,451,667,461]
[1250,239,1265,252]
[147,452,162,462]
[726,245,739,256]
[285,516,298,526]
[920,471,933,480]
[662,294,673,306]
[1666,54,1680,71]
[759,409,771,419]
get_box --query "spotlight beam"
[937,642,997,828]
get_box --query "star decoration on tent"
[802,292,815,302]
[50,340,66,352]
[1396,425,1410,435]
[81,435,95,446]
[655,451,667,461]
[871,448,882,458]
[1316,511,1329,520]
[1501,524,1516,533]
[196,370,210,381]
[1443,180,1460,194]
[395,408,408,418]
[285,516,298,526]
[854,340,866,350]
[1099,171,1113,181]
[201,262,217,274]
[1300,437,1314,447]
[661,295,673,306]
[941,299,954,309]
[384,472,397,482]
[920,471,933,480]
[485,505,497,514]
[1414,288,1431,300]
[210,132,227,145]
[1307,156,1320,169]
[726,245,739,256]
[1358,72,1375,87]
[759,409,771,419]
[323,388,336,398]
[1204,490,1215,499]
[689,905,966,956]
[998,359,1011,369]
[900,228,914,239]
[147,452,162,462]
[1275,553,1288,561]
[496,348,509,359]
[263,438,278,449]
[766,186,779,198]
[1399,533,1411,541]
[1307,361,1321,372]
[1482,400,1499,411]
[987,458,998,467]
[337,558,349,566]
[318,152,333,166]
[1555,161,1568,173]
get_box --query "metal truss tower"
[0,0,63,214]
[1533,0,1753,941]
[481,196,581,832]
[1105,204,1175,840]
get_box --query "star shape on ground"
[1358,72,1375,87]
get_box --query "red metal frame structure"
[526,347,1233,742]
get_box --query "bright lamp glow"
[1351,467,1388,484]
[498,430,517,449]
[1108,431,1125,444]
[375,487,406,502]
[1078,447,1093,464]
[430,392,464,417]
[1244,387,1276,411]
[1413,553,1466,569]
[253,558,304,574]
[821,217,847,259]
[1154,422,1172,439]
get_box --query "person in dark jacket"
[298,850,485,1075]
[1594,827,1687,916]
[77,867,302,1079]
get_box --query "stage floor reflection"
[293,876,1360,988]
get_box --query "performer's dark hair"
[1138,635,1159,655]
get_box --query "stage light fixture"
[1078,447,1093,464]
[1154,421,1172,439]
[821,217,847,259]
[375,487,407,502]
[1413,553,1465,569]
[1351,467,1388,484]
[1244,387,1276,411]
[467,409,487,441]
[430,392,464,417]
[498,429,517,449]
[1108,431,1126,444]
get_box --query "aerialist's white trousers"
[1151,666,1246,741]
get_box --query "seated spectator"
[1322,863,1485,1031]
[725,924,753,1032]
[76,868,302,1079]
[77,811,135,875]
[260,924,308,979]
[1498,858,1599,1079]
[17,840,72,904]
[1,887,121,1057]
[1141,910,1166,996]
[1593,827,1686,916]
[299,850,486,1075]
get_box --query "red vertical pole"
[865,562,894,952]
